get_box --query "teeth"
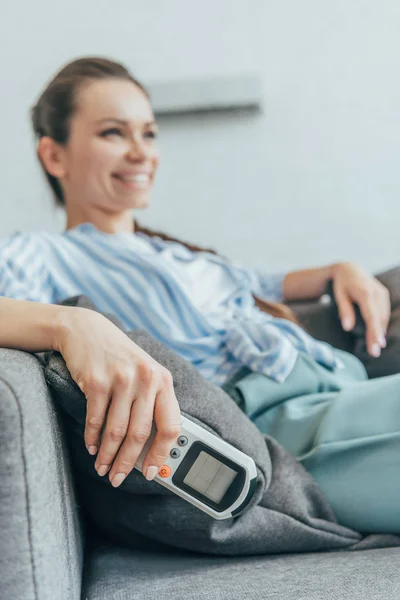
[117,174,150,183]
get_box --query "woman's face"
[57,78,159,213]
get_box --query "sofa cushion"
[82,539,400,600]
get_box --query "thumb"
[335,289,356,332]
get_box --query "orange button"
[159,465,172,478]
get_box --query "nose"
[126,134,147,162]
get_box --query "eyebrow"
[95,118,157,127]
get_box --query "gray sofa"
[1,267,400,600]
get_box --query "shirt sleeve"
[0,233,54,302]
[248,268,287,302]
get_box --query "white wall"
[1,0,399,275]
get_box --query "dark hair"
[31,56,149,206]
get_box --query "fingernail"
[87,445,98,456]
[371,344,381,357]
[111,473,126,488]
[379,335,387,348]
[343,318,352,331]
[144,466,159,481]
[97,464,110,477]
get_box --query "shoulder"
[0,231,47,263]
[0,231,56,301]
[0,231,33,251]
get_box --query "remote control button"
[159,465,172,478]
[170,448,181,459]
[177,436,188,446]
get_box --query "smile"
[112,173,151,189]
[113,174,150,183]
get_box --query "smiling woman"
[32,58,160,232]
[1,55,399,537]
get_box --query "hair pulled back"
[31,56,148,206]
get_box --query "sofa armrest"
[0,348,84,600]
[288,295,353,353]
[288,265,400,379]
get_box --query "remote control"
[135,415,258,520]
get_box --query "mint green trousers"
[222,349,400,533]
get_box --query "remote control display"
[183,450,238,503]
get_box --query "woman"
[0,57,395,532]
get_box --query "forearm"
[0,297,70,352]
[283,263,340,302]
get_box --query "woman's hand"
[332,262,391,357]
[55,307,181,487]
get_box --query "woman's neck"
[65,210,135,234]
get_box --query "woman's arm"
[0,297,67,351]
[282,264,338,302]
[0,297,181,486]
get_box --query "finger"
[82,377,111,456]
[358,295,384,357]
[377,288,391,341]
[142,374,181,478]
[108,367,159,487]
[334,289,356,331]
[94,377,135,477]
[362,287,390,348]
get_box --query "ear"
[37,136,68,179]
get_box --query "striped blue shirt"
[0,222,342,385]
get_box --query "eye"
[144,130,158,139]
[100,127,123,137]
